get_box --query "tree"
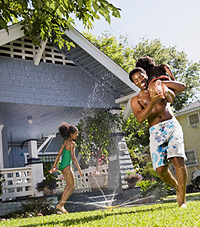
[76,109,121,172]
[0,0,121,49]
[132,38,200,111]
[83,31,136,73]
[84,33,200,111]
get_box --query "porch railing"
[0,165,108,200]
[54,164,108,194]
[0,167,32,200]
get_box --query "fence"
[0,167,32,200]
[0,164,108,200]
[54,164,108,194]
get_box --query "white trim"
[185,148,198,167]
[0,23,24,46]
[37,134,56,153]
[122,99,133,120]
[65,27,140,93]
[115,93,137,120]
[187,112,200,126]
[33,39,47,65]
[175,106,200,117]
[115,93,137,104]
[0,125,4,169]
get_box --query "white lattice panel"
[0,37,75,66]
[54,164,108,194]
[0,167,32,200]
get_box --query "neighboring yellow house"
[175,100,200,185]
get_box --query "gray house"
[0,24,139,199]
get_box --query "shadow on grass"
[19,204,177,227]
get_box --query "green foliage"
[76,109,122,171]
[122,111,149,153]
[83,32,136,72]
[0,0,121,49]
[2,197,57,219]
[36,163,61,191]
[20,198,57,216]
[137,163,174,198]
[132,38,200,110]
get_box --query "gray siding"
[0,57,118,108]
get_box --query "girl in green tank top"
[49,122,82,214]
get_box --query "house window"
[185,148,198,167]
[188,113,200,126]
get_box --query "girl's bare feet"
[162,84,175,103]
[155,80,165,98]
[56,204,68,214]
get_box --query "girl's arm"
[49,142,65,174]
[70,142,83,177]
[164,64,175,81]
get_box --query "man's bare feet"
[180,203,187,208]
[176,189,187,207]
[56,204,68,214]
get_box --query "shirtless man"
[129,67,188,207]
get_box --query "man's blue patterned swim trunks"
[149,117,187,170]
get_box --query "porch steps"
[118,145,134,189]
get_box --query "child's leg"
[148,80,175,103]
[161,84,175,103]
[155,80,164,98]
[148,80,164,98]
[57,166,75,213]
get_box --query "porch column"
[108,131,124,193]
[108,108,123,193]
[26,140,44,197]
[28,140,40,163]
[0,125,9,169]
[108,109,134,193]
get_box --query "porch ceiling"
[0,102,95,143]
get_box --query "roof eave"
[65,27,140,94]
[0,23,24,46]
[175,106,200,117]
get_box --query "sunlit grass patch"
[1,201,200,227]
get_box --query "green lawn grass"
[1,200,200,227]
